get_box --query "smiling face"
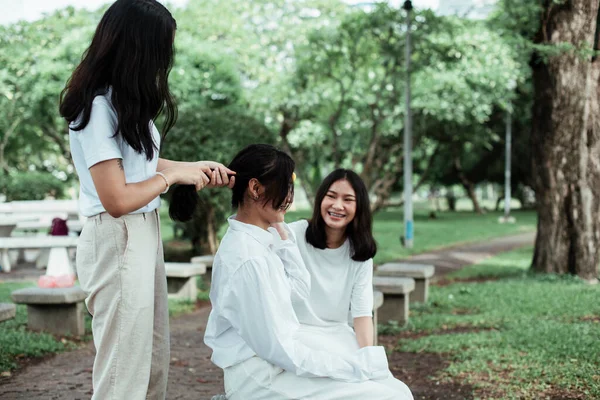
[320,179,357,233]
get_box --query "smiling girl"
[289,169,413,398]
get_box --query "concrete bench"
[191,255,214,284]
[0,303,16,323]
[0,236,78,273]
[376,263,435,303]
[11,286,86,336]
[372,276,415,324]
[16,219,84,233]
[373,290,383,345]
[0,200,80,221]
[165,262,207,301]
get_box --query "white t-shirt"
[204,216,389,382]
[289,219,374,326]
[69,90,161,217]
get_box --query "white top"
[69,89,161,217]
[289,220,374,326]
[204,216,389,383]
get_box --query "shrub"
[0,172,67,201]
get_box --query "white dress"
[204,217,413,399]
[288,219,373,351]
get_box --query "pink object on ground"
[37,274,76,288]
[54,274,76,288]
[38,275,56,288]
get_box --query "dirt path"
[0,232,535,399]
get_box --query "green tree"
[282,4,524,209]
[0,7,99,183]
[529,0,600,281]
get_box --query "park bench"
[375,263,435,303]
[0,303,16,323]
[372,276,415,324]
[16,219,84,234]
[0,200,80,221]
[11,286,86,335]
[191,255,214,284]
[165,262,207,301]
[0,236,78,273]
[372,290,383,345]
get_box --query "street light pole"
[500,79,516,224]
[403,0,414,248]
[504,109,512,219]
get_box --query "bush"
[0,172,67,201]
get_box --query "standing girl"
[59,1,233,398]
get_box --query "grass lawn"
[385,247,600,399]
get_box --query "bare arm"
[157,158,184,170]
[354,316,374,348]
[158,158,235,188]
[90,158,207,218]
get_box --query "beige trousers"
[76,210,169,400]
[224,356,414,400]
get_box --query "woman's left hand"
[192,161,236,189]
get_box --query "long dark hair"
[59,0,178,161]
[169,144,294,222]
[306,169,377,262]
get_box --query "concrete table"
[11,286,86,336]
[191,255,214,284]
[0,303,16,323]
[372,276,415,324]
[0,236,78,273]
[165,262,207,301]
[376,263,435,303]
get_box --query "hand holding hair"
[168,161,237,222]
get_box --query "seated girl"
[204,145,412,399]
[289,169,412,394]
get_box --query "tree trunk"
[531,0,600,282]
[446,188,457,212]
[454,157,484,214]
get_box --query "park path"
[0,232,535,400]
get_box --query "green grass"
[443,246,534,282]
[0,281,76,372]
[386,248,600,399]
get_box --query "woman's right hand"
[162,165,211,192]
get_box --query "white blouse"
[289,219,374,326]
[204,216,389,383]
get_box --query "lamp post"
[500,79,516,224]
[504,110,512,218]
[403,0,414,248]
